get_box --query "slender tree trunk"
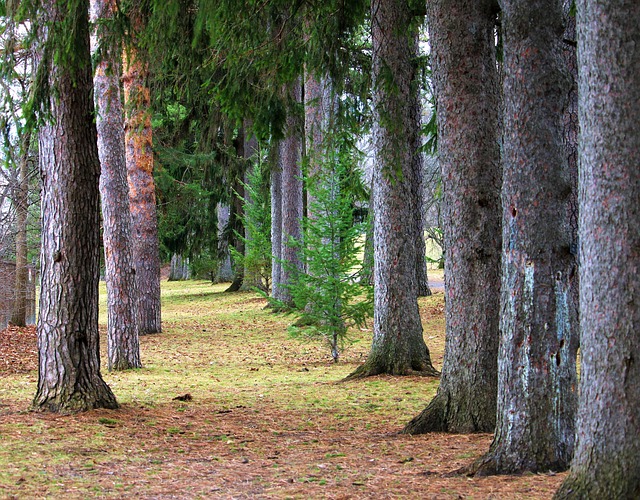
[92,0,141,371]
[270,147,283,302]
[359,184,374,286]
[404,0,502,434]
[225,130,245,293]
[123,6,161,335]
[168,254,190,281]
[468,0,578,475]
[278,79,304,307]
[10,130,31,327]
[33,0,118,412]
[555,2,640,497]
[346,0,438,380]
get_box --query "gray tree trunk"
[468,0,578,475]
[168,254,191,281]
[33,0,118,412]
[92,0,142,371]
[215,203,234,283]
[10,130,31,327]
[241,121,262,291]
[278,79,304,307]
[346,0,438,379]
[270,147,283,302]
[404,0,502,434]
[555,2,640,497]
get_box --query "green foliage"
[231,145,272,293]
[286,133,372,363]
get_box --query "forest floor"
[0,272,565,499]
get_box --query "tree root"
[402,395,448,434]
[341,361,440,382]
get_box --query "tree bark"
[10,130,31,327]
[92,0,142,371]
[555,1,640,497]
[468,0,578,475]
[124,5,161,335]
[345,0,438,379]
[33,0,118,412]
[270,147,283,302]
[404,0,502,434]
[278,79,304,308]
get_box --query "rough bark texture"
[346,0,438,379]
[10,131,31,327]
[92,0,142,371]
[555,2,640,497]
[123,8,161,335]
[469,0,578,475]
[33,0,118,412]
[168,254,191,281]
[278,80,304,308]
[404,0,502,434]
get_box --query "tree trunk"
[404,0,502,435]
[278,80,304,308]
[468,0,578,475]
[92,0,142,371]
[123,6,161,335]
[270,147,283,302]
[168,254,190,281]
[33,0,118,412]
[555,2,640,497]
[346,0,438,380]
[10,130,31,327]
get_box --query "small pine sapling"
[287,142,372,362]
[232,148,272,294]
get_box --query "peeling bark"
[123,7,161,335]
[33,0,118,412]
[468,0,578,474]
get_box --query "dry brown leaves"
[0,325,37,374]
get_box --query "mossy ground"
[0,272,564,498]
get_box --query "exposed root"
[402,394,448,434]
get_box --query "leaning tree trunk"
[33,0,118,412]
[468,0,578,475]
[92,0,141,371]
[346,0,438,379]
[278,79,304,308]
[555,1,640,497]
[404,0,502,435]
[123,7,161,335]
[10,130,31,327]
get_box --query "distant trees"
[556,0,640,496]
[33,0,118,412]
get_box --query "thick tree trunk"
[92,0,142,371]
[555,2,640,497]
[404,0,502,435]
[278,80,304,308]
[346,0,438,380]
[123,8,161,335]
[468,0,578,475]
[10,131,31,327]
[33,0,118,412]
